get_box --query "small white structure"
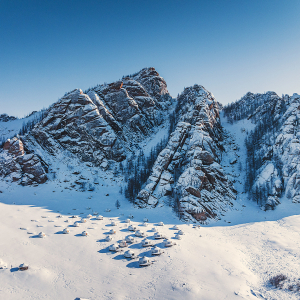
[135,230,145,237]
[125,219,131,223]
[151,227,157,232]
[87,214,92,218]
[158,221,164,226]
[105,208,111,212]
[81,218,87,223]
[93,211,98,215]
[96,215,103,220]
[128,225,136,231]
[125,236,135,244]
[139,256,151,267]
[57,215,63,218]
[71,215,77,218]
[74,222,80,227]
[142,238,154,247]
[151,246,163,256]
[82,231,89,236]
[119,240,127,248]
[154,232,165,239]
[172,225,179,230]
[143,217,148,222]
[105,235,112,242]
[175,234,181,240]
[193,224,201,229]
[18,263,29,271]
[124,250,136,259]
[109,244,120,252]
[164,239,176,247]
[109,229,116,235]
[63,228,70,234]
[111,221,117,226]
[142,222,148,227]
[38,232,46,238]
[128,214,134,219]
[177,230,184,235]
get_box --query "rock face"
[24,68,173,169]
[0,137,47,185]
[136,84,236,222]
[224,91,300,209]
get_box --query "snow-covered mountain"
[224,91,300,209]
[1,67,300,223]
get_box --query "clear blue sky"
[1,0,300,117]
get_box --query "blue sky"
[1,0,300,117]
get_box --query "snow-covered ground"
[1,114,300,299]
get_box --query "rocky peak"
[135,84,236,223]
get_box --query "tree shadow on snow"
[10,267,19,272]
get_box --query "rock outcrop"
[136,84,236,222]
[23,68,173,169]
[0,137,47,185]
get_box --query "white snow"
[0,111,300,299]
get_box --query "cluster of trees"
[244,100,286,205]
[18,110,47,136]
[122,137,169,202]
[223,96,262,124]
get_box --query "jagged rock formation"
[225,91,300,209]
[0,137,47,185]
[21,67,173,170]
[136,84,236,222]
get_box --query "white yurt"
[106,208,111,212]
[128,225,136,231]
[151,246,163,256]
[82,231,89,236]
[38,232,46,238]
[87,214,92,218]
[154,232,165,239]
[172,225,179,230]
[109,244,120,252]
[158,221,164,226]
[177,230,184,235]
[164,239,175,247]
[111,221,117,226]
[124,250,136,259]
[81,218,87,223]
[93,211,98,215]
[125,219,131,223]
[143,217,148,222]
[139,256,151,267]
[125,236,135,244]
[135,230,145,237]
[152,227,157,232]
[142,222,148,227]
[105,235,112,242]
[63,228,70,234]
[74,222,80,227]
[71,215,77,218]
[142,238,154,247]
[119,240,127,248]
[109,229,116,235]
[175,234,181,240]
[96,215,103,220]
